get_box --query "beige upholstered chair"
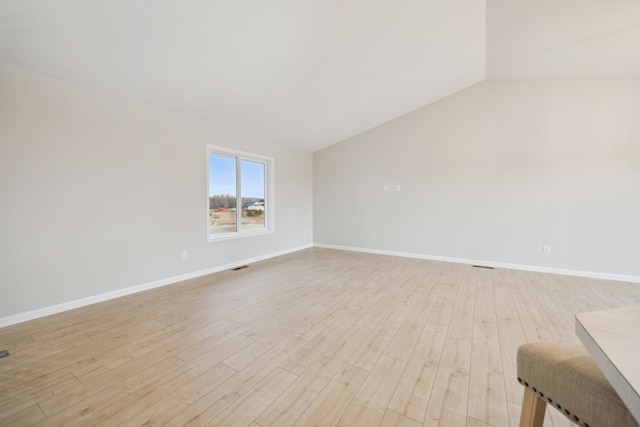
[517,342,639,427]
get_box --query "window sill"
[207,228,274,243]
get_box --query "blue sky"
[209,155,265,198]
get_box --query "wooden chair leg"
[520,387,547,427]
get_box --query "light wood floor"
[2,248,640,427]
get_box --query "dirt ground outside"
[210,209,264,233]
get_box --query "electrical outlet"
[383,185,388,192]
[395,185,401,191]
[543,246,551,255]
[181,250,188,260]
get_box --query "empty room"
[1,1,640,426]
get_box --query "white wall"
[314,80,640,278]
[0,63,313,320]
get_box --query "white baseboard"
[0,244,313,329]
[314,243,640,284]
[4,242,637,329]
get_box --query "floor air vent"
[231,265,249,271]
[472,265,495,270]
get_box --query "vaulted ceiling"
[1,1,639,151]
[487,0,640,79]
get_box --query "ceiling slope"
[487,0,640,79]
[0,1,486,151]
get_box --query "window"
[207,145,274,241]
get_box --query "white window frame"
[206,145,274,242]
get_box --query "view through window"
[207,146,272,240]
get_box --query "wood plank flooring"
[1,247,640,426]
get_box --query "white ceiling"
[0,1,638,151]
[487,0,640,79]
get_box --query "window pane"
[209,154,237,234]
[241,160,265,230]
[207,145,273,242]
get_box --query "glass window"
[207,146,273,241]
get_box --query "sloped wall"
[314,80,640,278]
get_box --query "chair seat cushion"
[517,342,639,427]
